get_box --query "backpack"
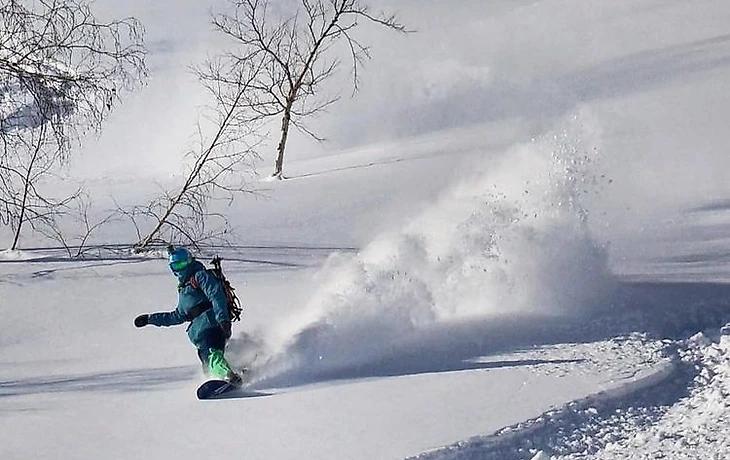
[190,256,243,322]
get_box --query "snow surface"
[4,0,730,459]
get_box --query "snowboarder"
[134,246,242,386]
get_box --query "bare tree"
[37,191,120,258]
[211,0,408,179]
[0,123,82,249]
[130,55,264,251]
[0,0,146,249]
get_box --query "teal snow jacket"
[148,260,229,348]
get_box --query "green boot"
[207,349,242,386]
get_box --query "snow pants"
[196,327,234,379]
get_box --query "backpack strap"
[185,301,212,322]
[189,274,200,290]
[185,273,210,325]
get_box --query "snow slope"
[4,0,730,459]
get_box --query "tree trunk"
[273,101,294,179]
[11,134,43,250]
[11,180,29,250]
[135,199,179,251]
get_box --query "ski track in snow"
[411,330,730,460]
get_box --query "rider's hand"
[134,314,149,328]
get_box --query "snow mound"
[410,326,730,459]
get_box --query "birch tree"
[0,0,146,249]
[211,0,407,179]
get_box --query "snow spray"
[251,110,616,385]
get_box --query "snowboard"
[196,379,240,400]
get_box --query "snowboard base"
[196,379,239,400]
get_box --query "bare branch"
[131,54,265,250]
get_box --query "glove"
[220,321,232,339]
[134,314,149,328]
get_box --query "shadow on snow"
[0,366,196,398]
